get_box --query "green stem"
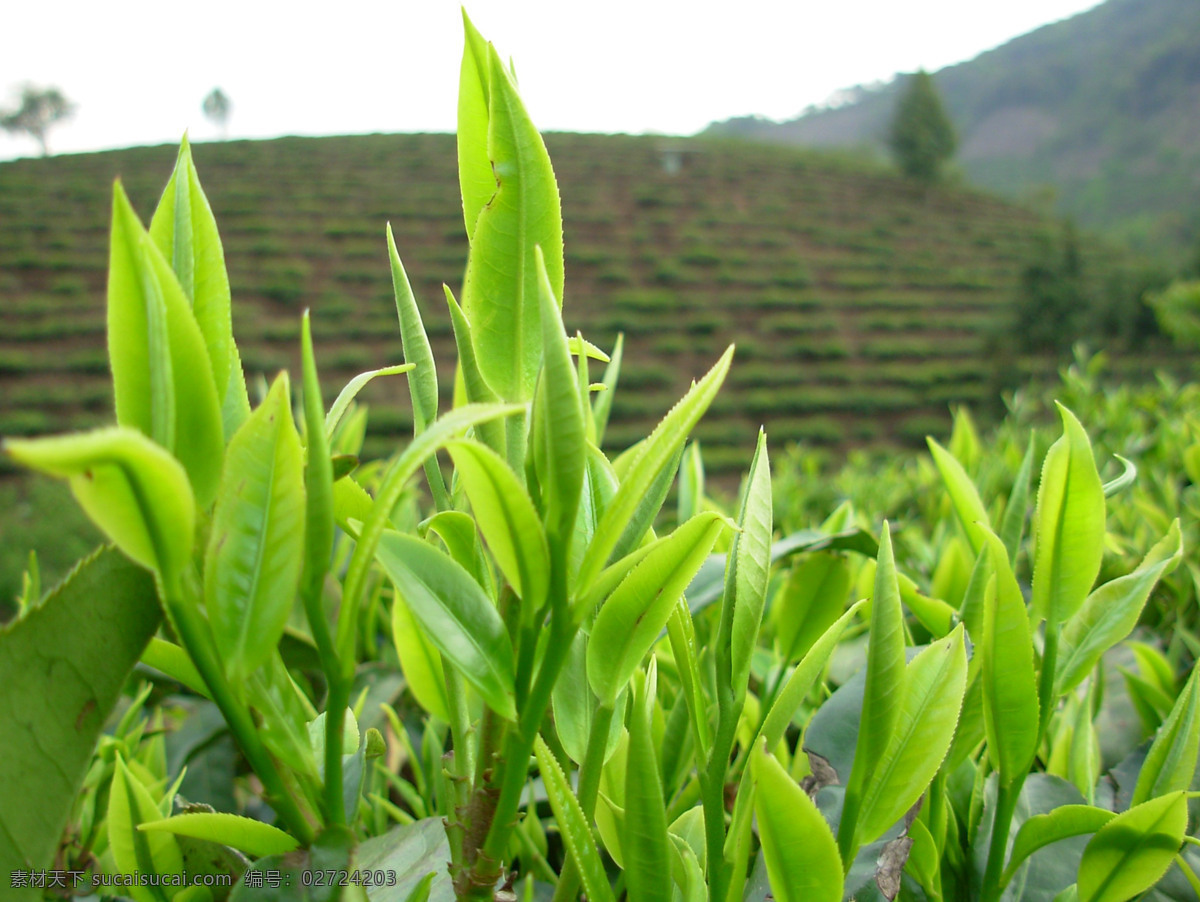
[1037,622,1061,741]
[980,778,1023,902]
[444,666,476,780]
[166,574,315,844]
[324,677,350,827]
[576,703,616,818]
[701,698,740,902]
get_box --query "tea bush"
[1,15,1197,902]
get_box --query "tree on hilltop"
[887,70,956,183]
[203,88,231,139]
[0,85,74,157]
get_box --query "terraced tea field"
[0,133,1175,476]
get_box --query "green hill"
[706,0,1200,259]
[0,132,1172,481]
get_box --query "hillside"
[706,0,1200,258]
[0,132,1171,479]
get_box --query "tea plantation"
[0,133,1176,479]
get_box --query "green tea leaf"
[772,552,852,664]
[391,591,450,723]
[1077,791,1189,902]
[724,429,772,705]
[457,9,493,241]
[1002,805,1115,889]
[299,312,335,652]
[624,665,671,902]
[928,436,990,554]
[1031,404,1105,624]
[148,135,248,438]
[0,549,159,894]
[854,625,968,849]
[6,427,195,582]
[1056,521,1182,696]
[421,510,495,598]
[324,363,414,438]
[531,246,585,562]
[140,812,298,859]
[443,286,505,455]
[1132,664,1200,806]
[108,181,224,507]
[375,531,516,721]
[110,755,185,902]
[1101,455,1137,498]
[460,45,563,402]
[676,442,705,525]
[534,736,616,902]
[980,529,1040,787]
[751,742,843,902]
[577,346,733,594]
[447,439,548,614]
[205,374,306,684]
[999,435,1036,563]
[587,512,730,707]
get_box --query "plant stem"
[701,696,740,902]
[166,573,315,844]
[576,702,615,817]
[323,676,350,827]
[1037,622,1061,740]
[980,778,1022,902]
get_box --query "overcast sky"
[0,0,1104,161]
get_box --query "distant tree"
[203,88,231,138]
[887,70,957,183]
[0,85,74,157]
[1011,224,1085,353]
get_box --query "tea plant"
[2,13,1198,902]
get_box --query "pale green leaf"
[1132,664,1200,806]
[724,429,772,704]
[1056,521,1183,696]
[375,531,515,721]
[392,592,450,723]
[928,436,990,554]
[624,665,671,902]
[140,812,298,859]
[325,364,414,438]
[751,743,843,902]
[534,736,616,902]
[576,346,733,594]
[109,755,184,902]
[108,181,224,507]
[587,512,730,707]
[592,333,624,444]
[1002,805,1115,889]
[1077,791,1189,902]
[457,9,493,241]
[6,427,195,582]
[460,45,563,401]
[773,552,853,664]
[205,374,306,684]
[1032,404,1105,624]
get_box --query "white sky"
[0,0,1104,161]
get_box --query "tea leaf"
[724,429,772,705]
[375,531,516,721]
[1032,404,1105,624]
[205,374,306,684]
[110,755,184,902]
[576,346,733,594]
[324,363,414,438]
[928,436,990,554]
[446,438,548,614]
[421,510,495,597]
[773,552,853,665]
[751,742,843,902]
[6,427,195,581]
[391,591,450,723]
[1056,521,1182,696]
[140,812,298,859]
[443,286,505,455]
[999,435,1036,563]
[457,9,493,241]
[587,512,730,707]
[1132,664,1200,806]
[1077,791,1189,902]
[531,246,586,564]
[0,549,159,893]
[1002,805,1116,889]
[149,135,248,438]
[980,528,1040,787]
[108,181,224,507]
[854,625,967,848]
[624,665,671,902]
[534,736,616,902]
[461,44,563,402]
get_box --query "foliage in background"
[0,84,74,157]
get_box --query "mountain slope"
[706,0,1200,256]
[0,133,1169,478]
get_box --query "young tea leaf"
[1031,404,1105,624]
[375,531,516,721]
[1077,791,1189,902]
[139,812,298,859]
[205,373,306,685]
[109,755,184,902]
[928,436,991,554]
[1131,664,1200,806]
[1001,805,1115,889]
[624,665,671,902]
